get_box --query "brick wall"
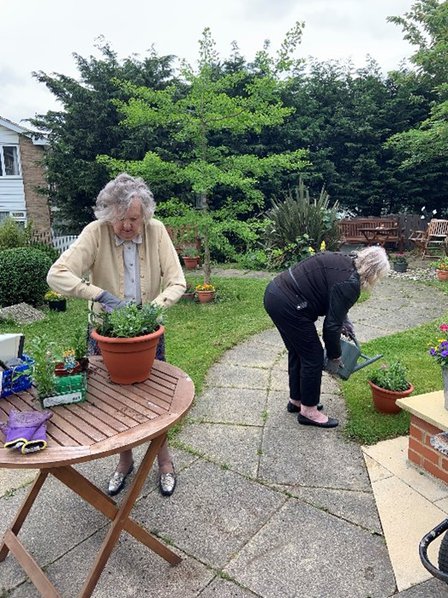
[19,136,51,233]
[408,415,448,484]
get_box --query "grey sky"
[1,0,415,125]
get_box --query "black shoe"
[287,402,323,413]
[297,413,339,428]
[107,463,134,496]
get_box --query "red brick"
[409,448,422,466]
[409,423,425,443]
[411,416,442,437]
[409,437,440,464]
[441,457,448,472]
[423,459,448,484]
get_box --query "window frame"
[0,145,21,177]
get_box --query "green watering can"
[324,335,383,380]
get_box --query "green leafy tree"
[386,0,448,214]
[30,40,179,231]
[98,27,309,282]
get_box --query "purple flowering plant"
[428,323,448,366]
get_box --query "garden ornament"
[0,409,53,454]
[95,290,127,313]
[324,334,383,380]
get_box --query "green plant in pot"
[391,253,408,273]
[181,246,200,269]
[368,360,414,414]
[90,302,165,384]
[44,289,67,312]
[431,257,448,281]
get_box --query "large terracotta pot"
[90,325,164,384]
[368,380,414,414]
[436,269,448,282]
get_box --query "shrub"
[0,248,53,307]
[0,217,28,249]
[264,178,341,269]
[29,241,60,263]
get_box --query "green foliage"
[0,248,52,307]
[28,336,57,398]
[368,361,411,391]
[67,325,88,360]
[264,178,341,269]
[92,303,165,338]
[0,217,28,249]
[29,242,60,264]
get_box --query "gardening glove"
[95,290,127,313]
[341,318,355,340]
[0,410,53,453]
[325,357,343,376]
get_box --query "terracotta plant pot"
[182,256,200,270]
[196,290,215,304]
[90,325,165,384]
[436,269,448,282]
[368,380,414,414]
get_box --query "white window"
[0,145,21,176]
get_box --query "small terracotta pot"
[436,269,448,282]
[196,291,215,304]
[182,256,200,270]
[368,380,414,414]
[91,325,164,384]
[182,292,195,301]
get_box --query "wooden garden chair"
[409,219,448,258]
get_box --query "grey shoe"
[107,463,134,496]
[159,468,176,496]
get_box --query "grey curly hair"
[354,246,390,290]
[94,173,156,222]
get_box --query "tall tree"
[31,40,178,231]
[98,27,309,282]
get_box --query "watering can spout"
[324,335,383,380]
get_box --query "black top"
[275,252,360,359]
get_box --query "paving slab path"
[1,274,448,597]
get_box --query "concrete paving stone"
[363,437,448,502]
[396,578,448,596]
[134,459,286,569]
[225,498,396,598]
[260,423,371,491]
[370,474,446,591]
[205,364,270,390]
[250,328,283,348]
[268,367,289,392]
[288,486,382,535]
[0,468,37,498]
[187,387,268,426]
[363,453,394,483]
[176,422,262,477]
[218,342,281,368]
[7,529,214,598]
[0,475,107,593]
[199,577,260,597]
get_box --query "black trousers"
[263,280,323,407]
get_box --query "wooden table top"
[0,357,194,469]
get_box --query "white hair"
[94,173,156,223]
[354,246,390,290]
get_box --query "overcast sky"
[1,0,416,126]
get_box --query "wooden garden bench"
[409,219,448,258]
[338,218,403,250]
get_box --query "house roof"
[0,116,49,146]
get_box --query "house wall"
[19,136,50,233]
[0,125,26,216]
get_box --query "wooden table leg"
[79,434,180,598]
[0,470,48,562]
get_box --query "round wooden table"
[0,357,194,597]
